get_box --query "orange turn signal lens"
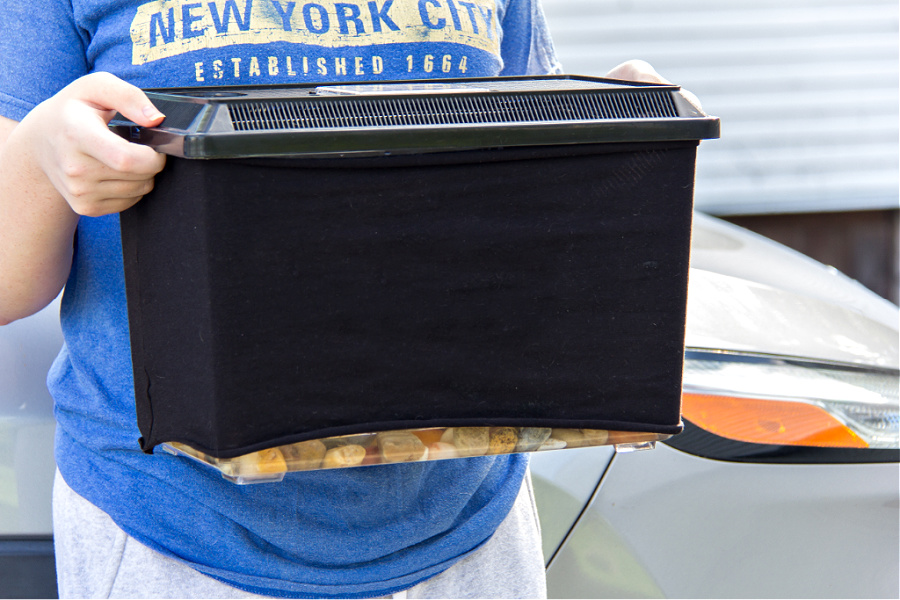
[681,392,868,448]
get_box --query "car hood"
[686,212,899,369]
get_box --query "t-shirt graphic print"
[131,0,503,84]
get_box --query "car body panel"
[686,268,898,368]
[690,214,897,330]
[529,446,615,562]
[544,443,900,599]
[688,213,898,368]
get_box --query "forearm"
[0,116,78,325]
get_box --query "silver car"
[532,212,899,599]
[2,210,896,598]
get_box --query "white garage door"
[539,0,899,215]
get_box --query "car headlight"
[669,349,899,463]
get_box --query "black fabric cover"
[120,142,697,458]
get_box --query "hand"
[20,71,167,217]
[605,59,703,110]
[605,60,671,84]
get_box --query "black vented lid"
[110,75,719,158]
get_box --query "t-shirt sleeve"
[499,0,564,76]
[0,0,91,121]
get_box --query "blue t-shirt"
[0,1,562,597]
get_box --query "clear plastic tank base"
[162,426,672,484]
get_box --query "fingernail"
[142,105,165,120]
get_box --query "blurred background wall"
[540,0,899,303]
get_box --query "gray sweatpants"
[53,469,547,599]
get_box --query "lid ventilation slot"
[228,91,678,132]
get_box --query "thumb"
[71,72,165,128]
[605,60,671,85]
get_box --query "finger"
[97,162,166,183]
[74,196,147,217]
[63,177,158,216]
[61,169,157,202]
[69,72,165,128]
[52,151,159,201]
[92,175,158,199]
[53,91,167,179]
[70,113,166,176]
[53,138,163,184]
[680,89,704,112]
[88,140,166,179]
[606,60,671,84]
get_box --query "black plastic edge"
[109,125,188,157]
[664,420,900,464]
[178,120,714,159]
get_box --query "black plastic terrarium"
[113,75,719,482]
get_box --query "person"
[0,1,670,597]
